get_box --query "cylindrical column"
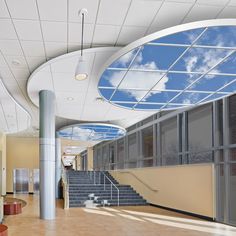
[39,90,55,220]
[55,132,62,199]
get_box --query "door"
[13,168,29,193]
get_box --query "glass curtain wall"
[187,104,213,164]
[161,117,178,165]
[92,93,236,226]
[141,126,153,167]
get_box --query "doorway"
[13,168,29,193]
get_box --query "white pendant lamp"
[75,8,88,81]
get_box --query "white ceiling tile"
[6,0,39,20]
[44,42,67,58]
[28,71,54,94]
[183,4,222,23]
[148,2,193,34]
[124,0,162,27]
[50,56,77,73]
[26,56,47,72]
[217,6,236,18]
[117,26,146,45]
[68,0,99,24]
[52,72,89,92]
[11,68,30,80]
[0,54,8,67]
[0,67,14,79]
[0,0,9,18]
[13,20,42,41]
[68,43,90,53]
[97,0,131,26]
[37,0,67,21]
[228,0,236,6]
[165,0,196,2]
[68,23,94,44]
[0,40,23,55]
[0,19,17,39]
[55,91,85,105]
[5,55,28,69]
[196,0,228,5]
[21,41,45,57]
[1,75,16,86]
[93,25,120,45]
[41,21,67,42]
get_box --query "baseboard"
[149,203,215,222]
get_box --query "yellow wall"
[6,136,39,193]
[110,164,215,218]
[0,133,6,195]
[87,147,93,170]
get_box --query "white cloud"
[108,52,169,101]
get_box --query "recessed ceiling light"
[67,97,74,101]
[12,60,21,66]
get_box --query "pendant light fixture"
[75,8,88,81]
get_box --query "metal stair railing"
[87,170,120,206]
[101,171,120,206]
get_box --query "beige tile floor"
[3,194,236,236]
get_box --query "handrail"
[101,171,120,206]
[115,171,158,192]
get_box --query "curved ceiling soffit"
[27,47,156,122]
[97,19,236,111]
[0,78,31,134]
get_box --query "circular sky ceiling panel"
[98,19,236,111]
[58,123,126,142]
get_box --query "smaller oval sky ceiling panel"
[58,123,126,142]
[98,20,236,111]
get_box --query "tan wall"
[87,147,93,170]
[110,164,215,218]
[0,133,6,195]
[6,136,39,193]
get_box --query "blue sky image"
[58,124,126,141]
[98,26,236,110]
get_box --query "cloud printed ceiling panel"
[98,20,236,111]
[58,123,126,142]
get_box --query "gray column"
[55,132,62,199]
[39,90,55,220]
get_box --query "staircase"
[67,170,148,207]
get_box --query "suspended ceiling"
[1,0,236,135]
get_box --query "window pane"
[161,117,179,165]
[117,139,124,169]
[229,94,236,144]
[229,163,236,225]
[102,145,109,169]
[216,164,225,222]
[142,126,153,158]
[217,100,223,146]
[140,159,153,167]
[109,144,115,163]
[188,104,212,152]
[188,151,213,164]
[128,133,138,160]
